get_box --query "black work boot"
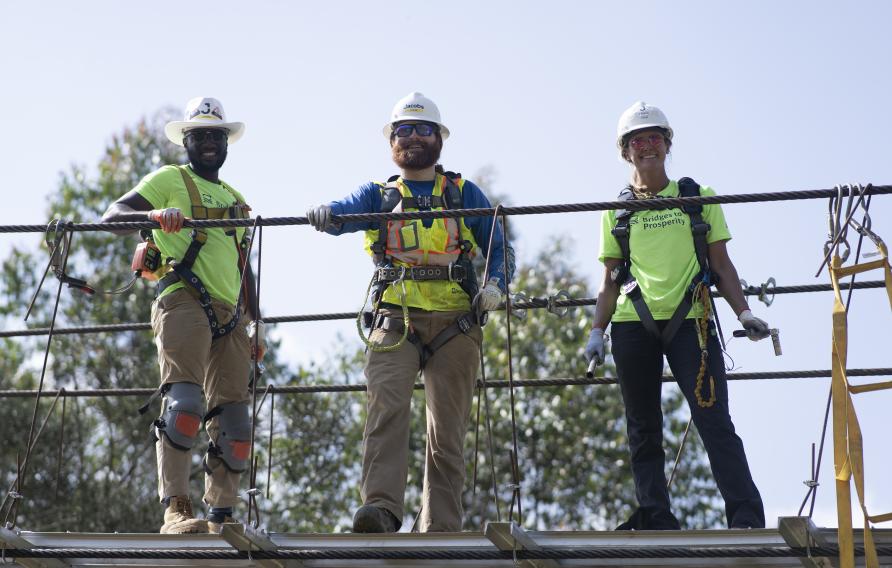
[615,507,681,530]
[352,505,400,533]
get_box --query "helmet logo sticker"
[189,101,223,120]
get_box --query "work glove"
[474,279,503,312]
[584,328,606,366]
[248,320,268,362]
[306,204,333,232]
[737,309,770,341]
[148,208,185,233]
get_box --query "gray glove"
[584,327,606,366]
[738,309,770,341]
[306,204,333,232]
[474,279,503,312]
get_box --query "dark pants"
[611,319,765,529]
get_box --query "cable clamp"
[509,292,528,321]
[758,277,776,307]
[546,289,570,318]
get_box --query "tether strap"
[380,312,478,369]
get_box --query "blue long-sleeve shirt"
[325,178,514,290]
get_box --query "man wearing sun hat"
[101,97,266,534]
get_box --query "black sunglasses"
[184,129,228,143]
[392,123,438,138]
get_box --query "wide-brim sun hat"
[164,96,245,146]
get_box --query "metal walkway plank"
[0,527,68,568]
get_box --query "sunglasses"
[393,123,438,138]
[628,134,666,150]
[184,129,228,143]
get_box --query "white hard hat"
[616,101,672,149]
[383,91,450,139]
[164,97,245,146]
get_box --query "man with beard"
[307,92,514,533]
[101,97,266,534]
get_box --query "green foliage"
[260,342,365,532]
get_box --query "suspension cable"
[2,184,890,234]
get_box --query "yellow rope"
[692,281,716,408]
[356,270,411,353]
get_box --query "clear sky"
[2,0,890,530]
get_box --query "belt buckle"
[448,262,462,282]
[457,315,472,333]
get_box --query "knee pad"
[155,382,204,451]
[205,402,251,473]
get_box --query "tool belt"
[376,311,478,369]
[376,263,466,283]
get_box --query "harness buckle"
[610,263,630,285]
[691,220,711,236]
[612,225,630,239]
[448,262,465,282]
[414,194,433,209]
[457,314,472,334]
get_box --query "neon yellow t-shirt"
[135,165,247,306]
[598,180,731,322]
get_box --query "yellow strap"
[848,380,892,394]
[176,166,250,220]
[827,247,892,568]
[868,511,892,523]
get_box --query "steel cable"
[1,368,888,399]
[0,279,884,340]
[3,184,890,234]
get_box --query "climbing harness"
[153,166,252,340]
[359,172,484,363]
[611,177,715,349]
[610,177,719,407]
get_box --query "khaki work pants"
[362,308,481,532]
[151,288,252,508]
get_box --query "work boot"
[615,507,680,531]
[208,514,238,534]
[160,496,208,534]
[352,505,400,533]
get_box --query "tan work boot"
[160,496,208,534]
[208,514,238,534]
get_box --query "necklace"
[630,185,656,200]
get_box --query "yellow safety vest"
[363,174,478,312]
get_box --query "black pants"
[611,319,765,529]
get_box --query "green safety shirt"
[135,165,247,307]
[598,180,731,322]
